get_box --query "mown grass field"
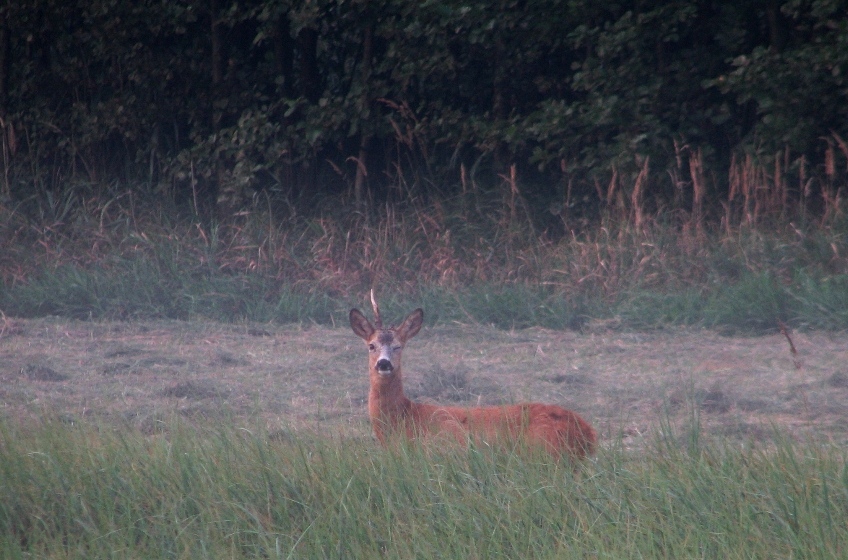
[2,316,848,558]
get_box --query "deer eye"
[368,343,376,352]
[392,345,402,352]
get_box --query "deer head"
[349,291,423,379]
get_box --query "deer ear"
[349,309,375,340]
[396,308,423,342]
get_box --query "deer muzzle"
[375,358,394,375]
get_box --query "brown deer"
[349,292,596,460]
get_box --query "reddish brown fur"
[350,301,596,460]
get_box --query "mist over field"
[2,2,848,557]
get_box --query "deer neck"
[368,368,411,426]
[369,370,411,411]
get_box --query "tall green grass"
[1,416,846,558]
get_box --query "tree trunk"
[0,10,9,118]
[0,10,9,197]
[298,26,320,102]
[274,13,294,97]
[766,1,788,54]
[210,0,223,112]
[209,0,224,220]
[295,25,320,195]
[353,23,373,206]
[492,30,508,173]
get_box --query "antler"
[370,289,382,328]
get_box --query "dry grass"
[1,145,845,310]
[2,317,847,449]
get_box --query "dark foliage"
[0,0,846,216]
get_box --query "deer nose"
[375,359,393,373]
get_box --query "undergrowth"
[1,161,846,331]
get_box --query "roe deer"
[349,292,596,460]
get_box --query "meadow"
[2,154,848,557]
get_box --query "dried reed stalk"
[631,157,649,232]
[689,148,705,231]
[832,132,848,170]
[777,320,801,370]
[606,167,618,207]
[825,140,836,182]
